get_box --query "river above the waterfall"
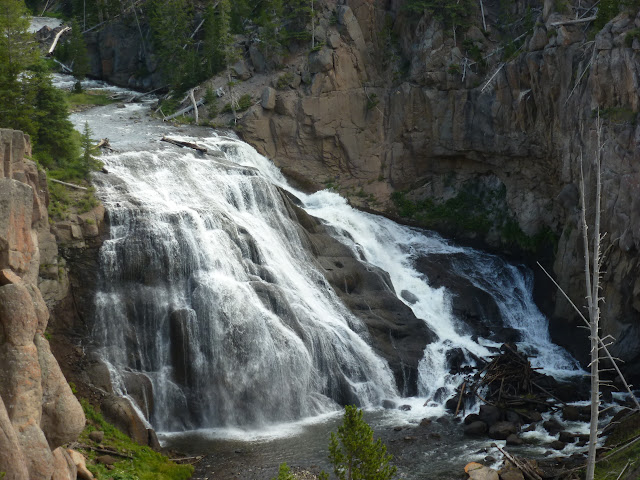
[61,75,590,479]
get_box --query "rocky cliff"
[77,0,640,380]
[0,129,85,480]
[203,0,639,381]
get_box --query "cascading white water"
[191,136,581,411]
[76,85,580,433]
[92,138,398,431]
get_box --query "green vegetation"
[55,18,90,79]
[79,400,194,480]
[272,463,297,480]
[594,412,640,480]
[595,0,640,30]
[66,90,116,107]
[625,27,640,46]
[329,406,396,480]
[595,106,638,124]
[222,94,253,114]
[403,0,475,29]
[276,72,295,89]
[392,181,557,253]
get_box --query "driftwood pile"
[455,343,564,416]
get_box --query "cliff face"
[234,0,640,377]
[0,130,85,480]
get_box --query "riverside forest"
[1,0,640,479]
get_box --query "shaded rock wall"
[232,1,640,379]
[0,129,84,480]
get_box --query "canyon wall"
[0,129,84,480]
[232,0,640,379]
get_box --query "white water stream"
[64,77,580,436]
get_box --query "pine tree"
[67,19,90,80]
[328,406,397,480]
[79,121,100,176]
[28,61,79,170]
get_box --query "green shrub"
[328,405,396,480]
[276,72,295,89]
[79,400,193,480]
[272,463,297,480]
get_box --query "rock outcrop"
[0,130,85,479]
[201,0,640,381]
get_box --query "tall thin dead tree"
[581,112,603,480]
[539,112,640,480]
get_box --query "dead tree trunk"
[47,26,71,56]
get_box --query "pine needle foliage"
[328,406,397,480]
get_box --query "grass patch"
[66,91,116,108]
[595,411,640,480]
[79,400,193,480]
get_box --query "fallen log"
[161,136,207,153]
[47,26,71,56]
[492,443,542,480]
[549,16,596,26]
[163,98,205,121]
[169,455,204,465]
[52,58,72,73]
[49,178,88,191]
[74,444,133,459]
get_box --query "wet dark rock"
[561,405,580,421]
[558,431,576,443]
[400,290,418,304]
[382,399,397,409]
[464,413,481,425]
[522,423,537,432]
[414,254,502,340]
[478,405,501,426]
[543,418,565,435]
[399,404,412,411]
[445,397,459,412]
[419,418,432,427]
[550,440,566,450]
[284,197,434,396]
[506,434,524,446]
[464,421,488,436]
[505,410,522,426]
[519,410,543,423]
[393,426,403,431]
[488,421,518,440]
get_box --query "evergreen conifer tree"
[328,406,397,480]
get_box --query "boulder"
[0,283,38,346]
[231,60,251,80]
[96,455,117,465]
[35,334,86,450]
[0,396,29,479]
[67,450,93,480]
[309,48,333,74]
[506,434,524,446]
[249,45,267,73]
[101,396,150,446]
[51,448,76,480]
[261,87,276,110]
[558,431,576,443]
[561,405,580,421]
[498,468,525,480]
[489,421,518,440]
[464,420,488,436]
[478,405,502,426]
[88,430,104,443]
[550,440,566,450]
[465,462,499,480]
[543,418,564,435]
[464,413,481,425]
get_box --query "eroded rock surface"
[0,129,85,480]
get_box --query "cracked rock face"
[0,129,85,480]
[233,1,640,380]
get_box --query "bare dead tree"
[538,112,640,480]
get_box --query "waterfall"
[92,137,398,431]
[90,129,579,433]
